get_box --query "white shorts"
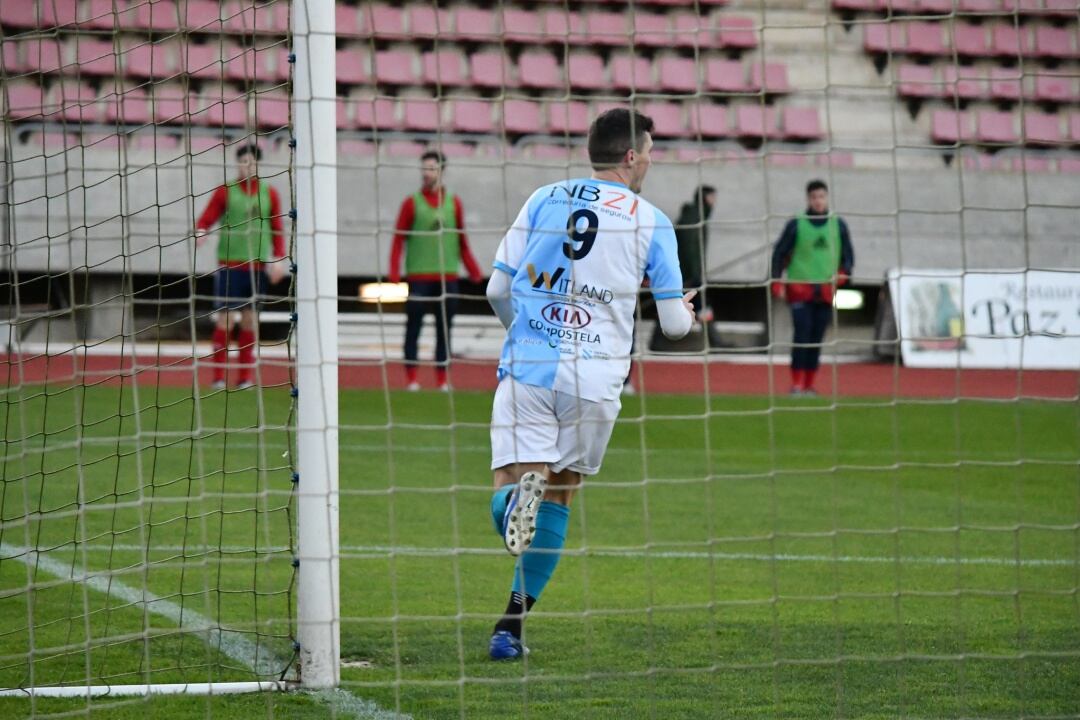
[490,377,621,476]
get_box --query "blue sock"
[511,501,570,601]
[490,485,515,535]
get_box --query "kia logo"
[541,302,591,329]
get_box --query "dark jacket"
[674,197,712,287]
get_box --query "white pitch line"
[0,543,411,719]
[46,543,1078,568]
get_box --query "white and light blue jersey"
[492,178,684,402]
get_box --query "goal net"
[3,0,1079,718]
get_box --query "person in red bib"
[195,144,287,390]
[770,179,855,396]
[388,151,483,391]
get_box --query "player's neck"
[591,169,631,189]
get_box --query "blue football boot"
[489,630,529,660]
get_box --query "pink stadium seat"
[897,63,938,97]
[105,89,152,125]
[223,45,271,83]
[15,38,66,74]
[453,7,498,42]
[914,0,954,12]
[541,9,586,44]
[1022,111,1064,144]
[1070,113,1080,142]
[586,11,629,46]
[450,100,495,133]
[339,139,377,157]
[519,52,563,90]
[134,0,183,32]
[832,0,880,9]
[1033,73,1076,103]
[4,82,49,119]
[1,2,40,29]
[432,142,477,159]
[957,0,1006,11]
[469,51,514,88]
[82,0,131,30]
[659,56,699,93]
[353,97,396,131]
[75,39,118,76]
[633,13,672,47]
[223,0,287,35]
[547,101,590,135]
[1042,0,1077,17]
[782,107,823,140]
[984,67,1021,101]
[567,53,607,90]
[41,0,78,27]
[123,42,180,80]
[751,63,791,94]
[383,141,426,159]
[610,54,658,91]
[705,59,750,93]
[336,98,350,128]
[976,110,1017,143]
[407,5,451,39]
[1033,26,1076,59]
[637,102,685,137]
[253,91,289,129]
[149,91,189,124]
[991,24,1024,56]
[359,4,406,39]
[181,0,221,32]
[735,105,779,139]
[688,103,729,137]
[373,49,417,86]
[205,94,249,128]
[337,48,368,85]
[717,16,757,50]
[864,22,906,54]
[906,22,945,55]
[182,43,220,79]
[952,23,992,57]
[336,5,360,37]
[943,65,988,99]
[671,13,714,49]
[1060,157,1080,173]
[931,109,971,143]
[503,9,541,43]
[503,100,545,134]
[422,50,466,87]
[401,98,441,131]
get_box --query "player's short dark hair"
[421,150,446,167]
[236,143,261,161]
[587,108,655,170]
[806,179,828,194]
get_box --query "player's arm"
[194,186,228,246]
[265,186,288,284]
[387,197,414,284]
[486,190,538,329]
[646,215,695,340]
[769,219,797,298]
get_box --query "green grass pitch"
[1,384,1078,718]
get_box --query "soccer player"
[484,108,697,660]
[388,150,484,391]
[769,179,855,396]
[195,143,287,390]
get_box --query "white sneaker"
[502,472,547,557]
[236,380,254,390]
[438,382,451,393]
[406,381,421,392]
[210,379,226,391]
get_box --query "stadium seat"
[352,96,396,131]
[382,141,426,158]
[735,105,779,139]
[223,0,289,35]
[373,49,418,86]
[633,13,672,47]
[4,82,49,119]
[401,97,441,132]
[335,4,360,37]
[182,43,221,79]
[2,42,23,75]
[912,0,954,13]
[181,0,222,32]
[431,142,477,159]
[134,0,184,32]
[952,23,992,57]
[1042,0,1078,17]
[991,24,1024,57]
[1033,73,1076,103]
[567,53,607,90]
[897,63,938,98]
[519,52,564,90]
[252,91,289,129]
[637,102,685,137]
[337,48,369,85]
[502,9,539,43]
[104,88,153,126]
[906,22,946,56]
[469,51,515,88]
[422,50,467,87]
[149,91,189,124]
[989,66,1022,101]
[407,5,451,39]
[586,11,629,46]
[1022,110,1065,144]
[1033,26,1076,59]
[942,65,989,100]
[547,100,591,135]
[671,13,715,49]
[503,100,545,135]
[717,16,757,50]
[359,4,406,39]
[930,109,971,143]
[864,22,906,54]
[40,0,78,27]
[688,103,729,137]
[610,54,658,91]
[453,7,498,42]
[339,139,377,158]
[658,56,699,93]
[57,83,100,123]
[0,2,40,30]
[1070,112,1080,142]
[541,9,586,44]
[75,39,118,76]
[832,0,880,10]
[782,107,824,140]
[336,98,350,128]
[82,0,129,30]
[450,100,495,133]
[751,63,791,94]
[12,38,66,75]
[705,59,750,93]
[223,45,272,83]
[976,110,1018,143]
[957,0,1007,12]
[123,42,179,81]
[202,93,249,128]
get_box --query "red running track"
[3,353,1078,399]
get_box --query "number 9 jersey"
[492,178,685,402]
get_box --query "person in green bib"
[195,144,288,390]
[770,179,855,396]
[388,151,484,391]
